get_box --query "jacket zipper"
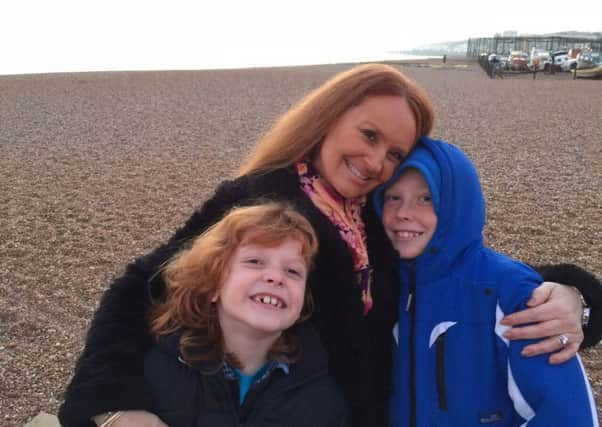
[239,368,326,425]
[229,379,242,425]
[435,334,448,410]
[407,262,417,427]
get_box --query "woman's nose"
[365,147,386,176]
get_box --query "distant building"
[503,30,518,37]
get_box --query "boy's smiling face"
[215,238,308,341]
[382,168,438,259]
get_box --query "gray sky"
[3,0,601,74]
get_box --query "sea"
[189,50,433,70]
[1,50,433,76]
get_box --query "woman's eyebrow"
[361,119,381,130]
[361,120,409,154]
[360,120,387,139]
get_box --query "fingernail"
[522,348,533,356]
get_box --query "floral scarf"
[296,161,373,315]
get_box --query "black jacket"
[59,167,602,427]
[144,324,349,427]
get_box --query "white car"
[560,58,578,71]
[551,50,569,71]
[577,51,601,69]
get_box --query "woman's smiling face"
[313,95,417,199]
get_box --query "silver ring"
[558,334,569,348]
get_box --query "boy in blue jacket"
[373,137,598,426]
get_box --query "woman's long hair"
[237,63,435,177]
[150,202,318,368]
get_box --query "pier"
[467,35,602,57]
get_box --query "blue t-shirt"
[225,361,290,404]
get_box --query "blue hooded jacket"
[373,137,598,427]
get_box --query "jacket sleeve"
[58,177,254,427]
[533,263,602,348]
[497,267,599,426]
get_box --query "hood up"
[373,137,486,280]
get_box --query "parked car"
[498,55,509,70]
[577,51,601,69]
[573,52,602,78]
[508,51,529,71]
[568,48,582,59]
[561,58,578,71]
[529,48,550,71]
[550,50,570,71]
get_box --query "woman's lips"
[345,158,371,181]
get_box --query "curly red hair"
[150,202,318,368]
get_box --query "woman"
[59,64,600,427]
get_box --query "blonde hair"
[150,202,318,367]
[237,63,435,177]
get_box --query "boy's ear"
[210,293,219,303]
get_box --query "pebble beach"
[1,60,600,425]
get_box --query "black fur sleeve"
[58,177,255,427]
[533,263,602,348]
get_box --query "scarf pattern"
[296,162,373,315]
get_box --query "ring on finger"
[557,334,569,348]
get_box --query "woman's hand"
[93,411,168,427]
[500,282,584,364]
